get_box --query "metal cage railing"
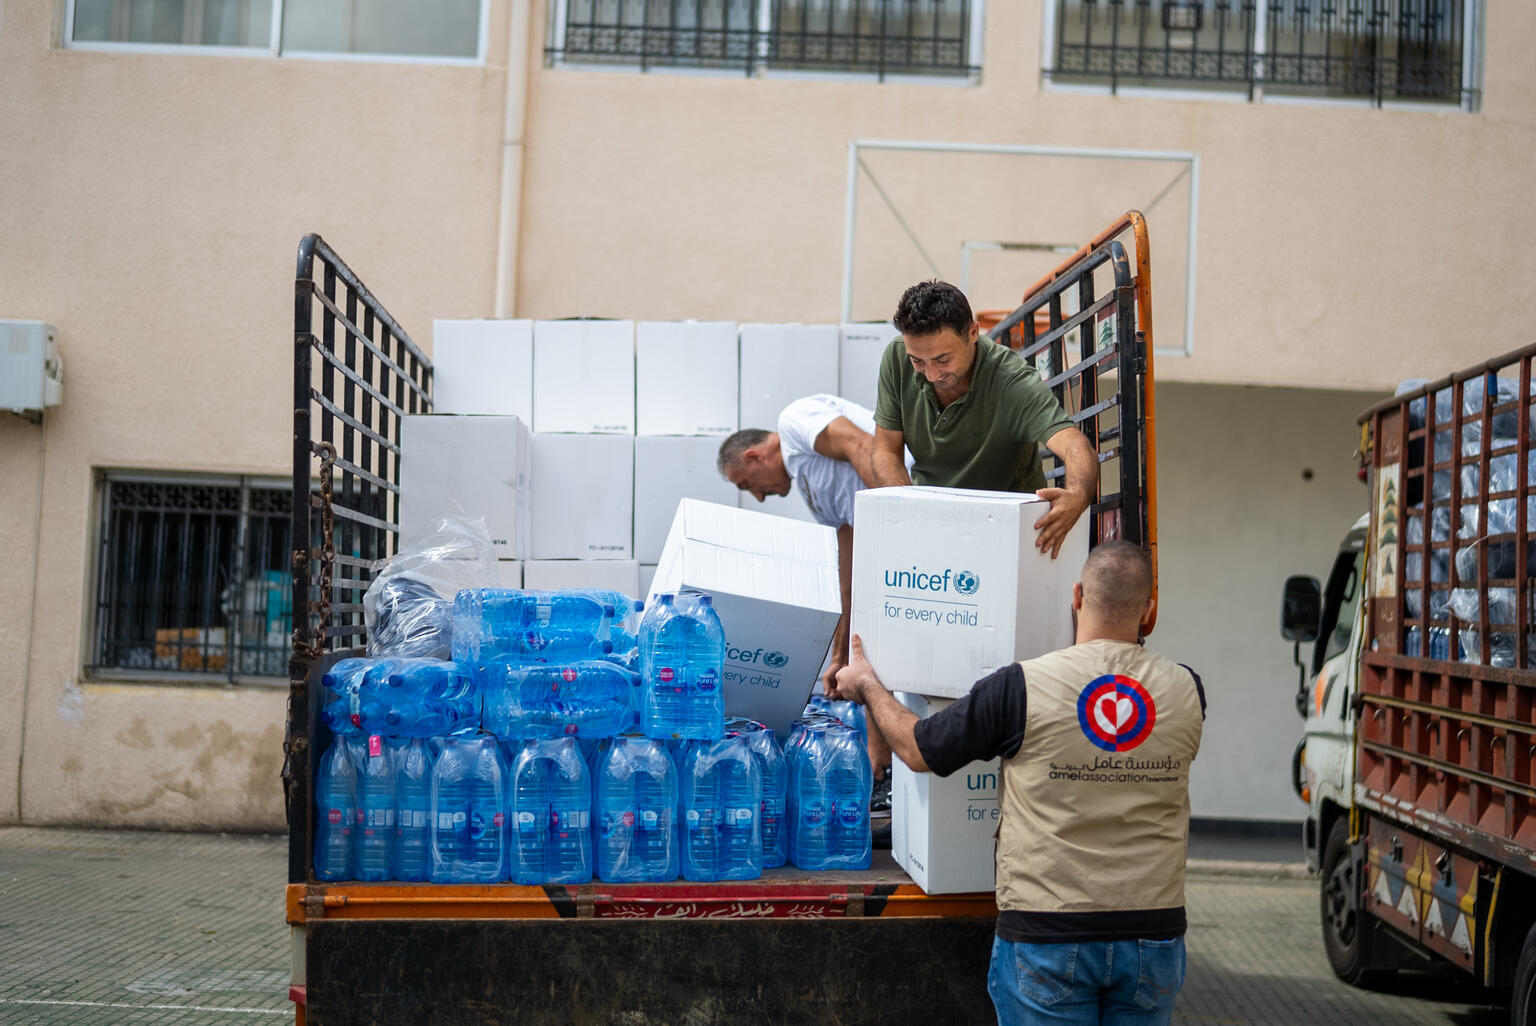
[986,211,1159,633]
[285,234,431,882]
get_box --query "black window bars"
[90,475,292,681]
[548,0,978,79]
[1049,0,1474,107]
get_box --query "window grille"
[550,0,978,79]
[1049,0,1473,106]
[91,475,295,681]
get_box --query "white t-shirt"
[776,394,913,528]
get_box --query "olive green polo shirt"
[873,336,1075,492]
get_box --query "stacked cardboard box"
[851,486,1085,894]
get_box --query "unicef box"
[649,499,842,736]
[850,487,1084,700]
[891,692,999,894]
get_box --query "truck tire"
[1321,818,1381,987]
[1513,922,1536,1026]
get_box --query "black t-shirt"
[910,656,1207,943]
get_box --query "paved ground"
[0,827,1511,1025]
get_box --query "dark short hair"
[1080,540,1153,624]
[892,281,974,339]
[717,429,771,476]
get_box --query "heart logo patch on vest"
[1077,674,1156,752]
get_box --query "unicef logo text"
[727,646,789,667]
[883,567,979,596]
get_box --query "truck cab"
[1283,514,1367,872]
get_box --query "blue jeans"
[986,935,1186,1026]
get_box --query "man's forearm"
[862,685,928,773]
[1060,429,1100,501]
[871,447,912,487]
[834,525,854,658]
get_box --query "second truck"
[1285,343,1536,1025]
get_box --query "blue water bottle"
[727,718,786,869]
[453,589,613,665]
[680,734,761,881]
[352,735,396,882]
[685,595,725,739]
[595,734,679,882]
[792,723,870,870]
[314,735,357,881]
[388,659,476,700]
[429,735,508,882]
[508,738,591,884]
[391,737,434,882]
[826,724,872,870]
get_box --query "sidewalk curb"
[1187,858,1312,880]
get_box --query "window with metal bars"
[548,0,979,79]
[1048,0,1475,106]
[90,474,295,682]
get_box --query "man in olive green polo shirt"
[871,280,1099,558]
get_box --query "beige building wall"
[1148,382,1385,821]
[0,0,1529,828]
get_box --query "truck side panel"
[1355,345,1536,990]
[305,917,996,1025]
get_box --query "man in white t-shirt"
[717,395,914,791]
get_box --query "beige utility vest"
[995,639,1203,915]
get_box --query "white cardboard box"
[431,319,533,420]
[400,415,530,557]
[529,434,634,559]
[639,563,658,599]
[634,435,741,563]
[649,499,840,736]
[523,559,641,597]
[738,324,840,429]
[838,322,895,410]
[850,486,1084,699]
[494,561,524,589]
[891,692,999,895]
[532,320,635,434]
[635,321,739,436]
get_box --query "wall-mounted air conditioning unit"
[1,321,63,419]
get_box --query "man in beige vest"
[836,541,1205,1025]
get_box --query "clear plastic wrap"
[1455,539,1536,583]
[363,517,498,658]
[1404,549,1449,585]
[1404,376,1534,463]
[1457,630,1529,669]
[1405,506,1450,545]
[1458,498,1536,540]
[1404,587,1450,622]
[1449,586,1516,627]
[1459,450,1536,499]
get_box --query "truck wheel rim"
[1325,857,1356,946]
